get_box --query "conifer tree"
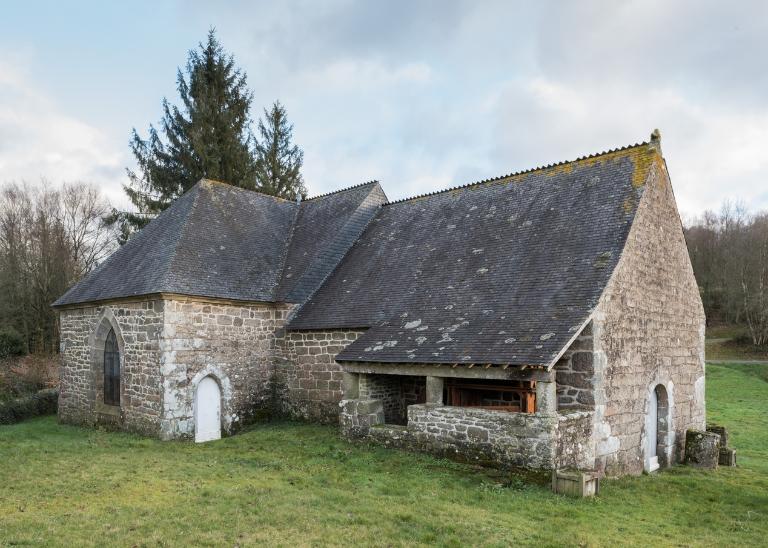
[121,29,258,233]
[254,101,307,200]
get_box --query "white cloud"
[0,59,128,206]
[4,1,768,215]
[489,76,768,215]
[300,60,432,91]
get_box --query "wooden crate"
[551,469,600,497]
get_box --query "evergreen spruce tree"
[120,29,258,233]
[254,101,307,200]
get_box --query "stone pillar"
[342,372,359,399]
[536,380,557,416]
[339,398,384,439]
[425,376,444,405]
[358,373,372,398]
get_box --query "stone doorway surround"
[644,381,674,472]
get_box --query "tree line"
[684,202,768,346]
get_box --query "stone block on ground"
[684,429,720,469]
[718,447,737,467]
[707,424,728,447]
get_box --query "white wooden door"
[195,376,221,443]
[647,388,659,471]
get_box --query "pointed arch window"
[103,328,120,406]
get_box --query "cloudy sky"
[1,0,767,217]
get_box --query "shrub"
[0,389,58,425]
[0,328,26,359]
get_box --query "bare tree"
[0,181,116,354]
[685,201,768,346]
[60,183,115,277]
[738,214,768,345]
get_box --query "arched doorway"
[195,376,221,443]
[646,384,669,472]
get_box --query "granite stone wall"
[591,156,706,475]
[554,323,595,411]
[58,297,296,439]
[158,298,295,439]
[341,400,558,469]
[275,329,364,423]
[555,411,595,470]
[58,300,164,435]
[358,373,425,425]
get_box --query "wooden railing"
[445,379,536,413]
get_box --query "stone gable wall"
[275,329,364,423]
[58,300,164,435]
[592,156,706,475]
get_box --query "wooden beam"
[338,362,554,381]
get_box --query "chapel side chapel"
[53,132,705,477]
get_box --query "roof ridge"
[304,180,379,201]
[162,183,206,289]
[199,178,296,204]
[384,140,651,206]
[285,183,386,305]
[273,194,304,300]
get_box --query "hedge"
[0,389,58,425]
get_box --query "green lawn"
[1,364,767,547]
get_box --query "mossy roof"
[288,141,663,367]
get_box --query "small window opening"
[103,328,120,406]
[445,379,536,413]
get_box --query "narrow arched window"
[103,328,120,406]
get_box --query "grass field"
[1,364,767,547]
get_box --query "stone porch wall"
[554,323,595,411]
[58,300,164,435]
[358,373,425,425]
[341,401,557,469]
[275,329,364,423]
[592,155,706,475]
[159,298,295,439]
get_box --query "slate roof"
[276,182,387,303]
[287,141,662,367]
[54,181,295,305]
[53,179,384,307]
